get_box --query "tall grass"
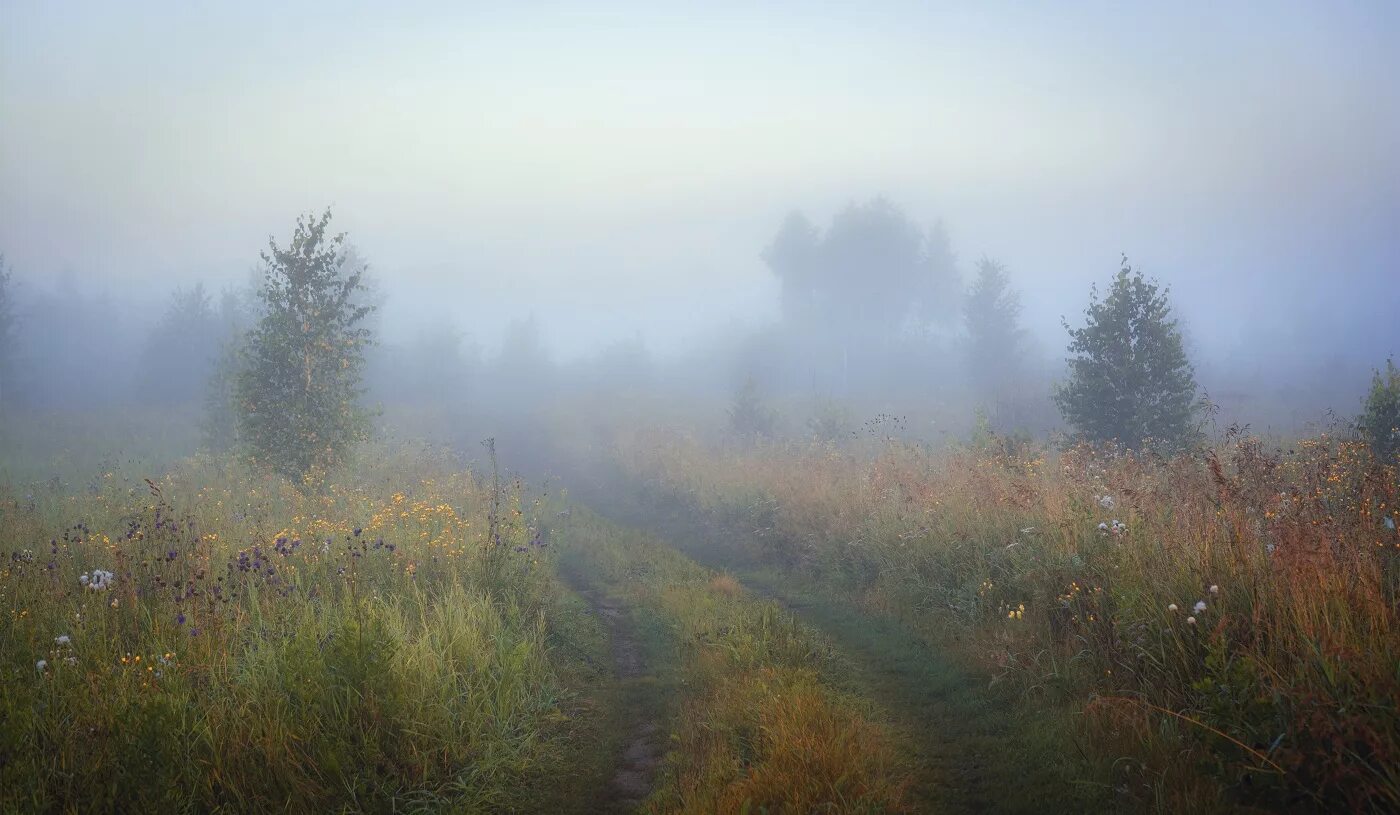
[611,427,1400,812]
[0,441,572,812]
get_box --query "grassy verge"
[0,441,607,812]
[557,508,918,814]
[602,429,1400,812]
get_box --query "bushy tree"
[1054,257,1199,450]
[1359,359,1400,464]
[964,257,1026,398]
[0,255,16,408]
[235,210,374,482]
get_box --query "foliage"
[614,430,1400,812]
[807,397,854,442]
[1359,358,1400,464]
[202,338,243,453]
[1055,257,1200,451]
[727,377,777,441]
[235,210,374,483]
[0,444,575,812]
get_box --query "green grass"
[598,429,1400,812]
[556,508,919,814]
[0,441,603,812]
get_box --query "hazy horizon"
[3,1,1398,367]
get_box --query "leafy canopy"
[1054,257,1199,451]
[1359,359,1400,464]
[235,210,374,482]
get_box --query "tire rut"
[561,569,665,813]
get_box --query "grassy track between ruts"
[736,569,1116,814]
[563,478,1125,813]
[555,507,922,814]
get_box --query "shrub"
[1359,358,1400,464]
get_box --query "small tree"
[1054,257,1199,451]
[236,210,374,482]
[1359,359,1400,464]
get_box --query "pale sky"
[3,1,1398,360]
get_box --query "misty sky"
[3,1,1398,363]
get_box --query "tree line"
[2,200,1396,482]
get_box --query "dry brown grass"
[616,428,1400,811]
[707,572,743,598]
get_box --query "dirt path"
[559,568,665,813]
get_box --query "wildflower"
[55,635,70,646]
[65,656,77,666]
[1167,603,1178,612]
[1097,522,1109,533]
[36,659,47,672]
[1186,616,1197,625]
[1193,600,1207,613]
[1097,494,1116,510]
[1208,585,1219,595]
[176,613,186,626]
[85,569,115,591]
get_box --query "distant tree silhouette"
[763,211,822,325]
[964,257,1026,403]
[235,209,375,483]
[762,197,960,338]
[138,282,220,404]
[728,377,777,441]
[1055,257,1199,450]
[201,283,257,452]
[0,255,16,408]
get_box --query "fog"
[2,2,1398,449]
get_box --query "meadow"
[0,420,941,813]
[0,439,585,812]
[603,424,1400,812]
